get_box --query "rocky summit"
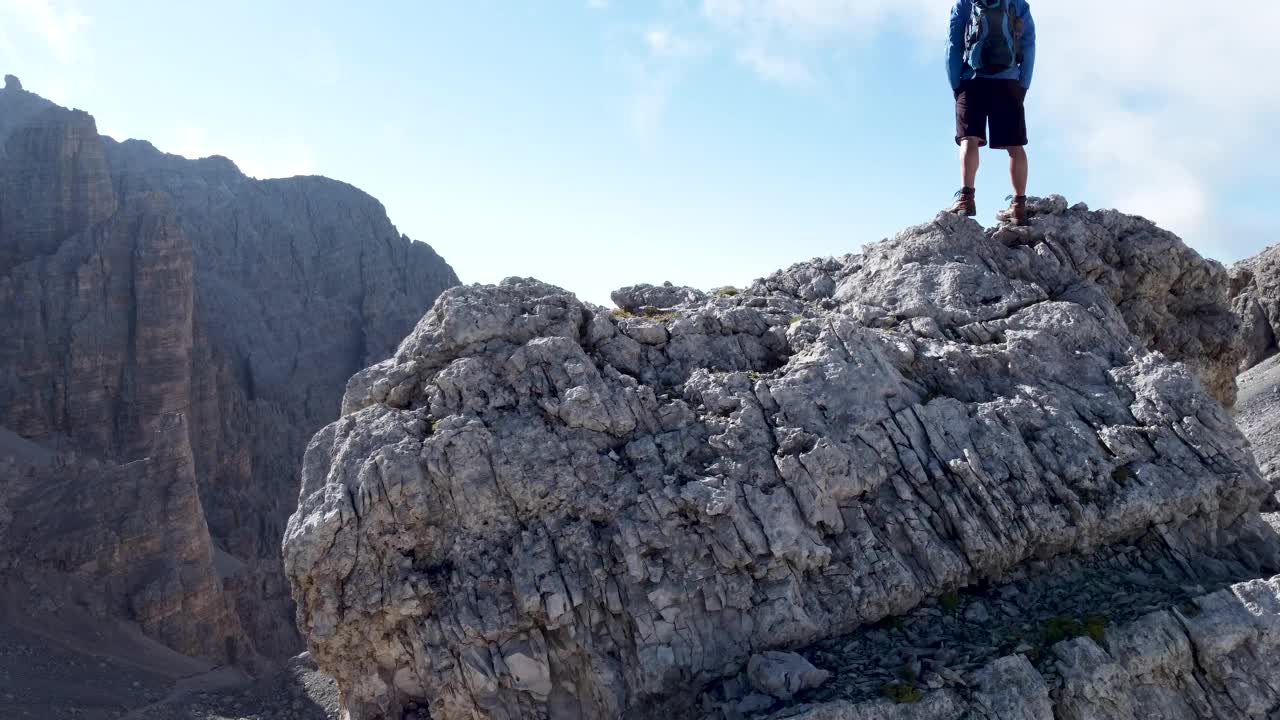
[285,197,1280,719]
[0,70,458,704]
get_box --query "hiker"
[944,0,1036,225]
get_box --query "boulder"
[612,281,707,312]
[746,652,830,700]
[286,203,1269,718]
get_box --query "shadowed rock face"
[0,78,459,665]
[1233,244,1279,497]
[284,199,1266,719]
[99,136,460,658]
[0,106,116,276]
[1233,243,1280,372]
[1235,244,1280,499]
[1,416,245,662]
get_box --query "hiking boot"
[996,195,1029,226]
[945,187,976,217]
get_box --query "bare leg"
[1007,146,1028,196]
[960,137,980,188]
[946,137,983,216]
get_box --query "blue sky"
[2,0,1276,306]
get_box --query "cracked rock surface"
[285,200,1269,719]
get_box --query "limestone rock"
[977,196,1238,406]
[968,655,1051,720]
[0,80,459,666]
[286,204,1266,719]
[746,652,830,700]
[612,281,707,312]
[1232,243,1280,372]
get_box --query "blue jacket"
[947,0,1036,91]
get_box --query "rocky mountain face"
[284,197,1280,719]
[1238,354,1280,499]
[1233,243,1280,372]
[1235,243,1280,501]
[0,77,459,667]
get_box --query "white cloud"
[623,26,708,137]
[1069,107,1209,232]
[587,0,608,9]
[0,26,18,67]
[736,46,813,87]
[1010,2,1278,240]
[645,27,699,58]
[169,127,317,180]
[646,28,674,55]
[629,71,674,138]
[702,0,937,40]
[0,0,89,63]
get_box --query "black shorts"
[955,79,1027,149]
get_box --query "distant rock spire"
[3,74,21,91]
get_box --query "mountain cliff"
[0,76,460,669]
[1235,243,1280,502]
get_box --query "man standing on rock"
[944,0,1036,226]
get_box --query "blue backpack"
[964,0,1024,74]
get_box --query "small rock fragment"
[746,651,831,700]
